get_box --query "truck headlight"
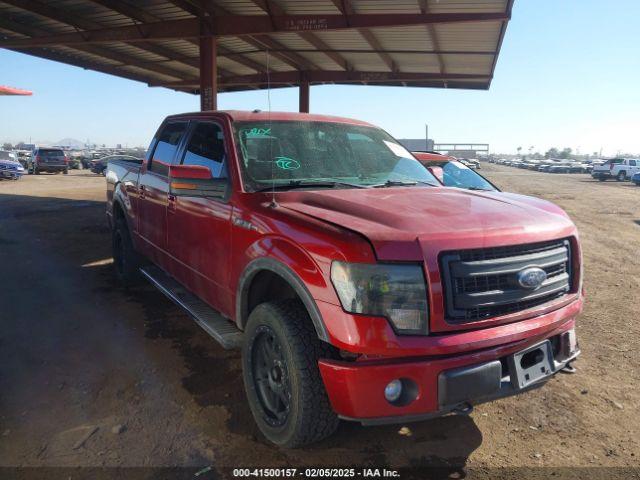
[330,261,429,335]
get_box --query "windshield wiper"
[370,179,436,188]
[255,180,368,192]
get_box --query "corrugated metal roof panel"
[442,53,494,74]
[313,30,373,50]
[272,0,341,14]
[391,53,443,72]
[54,45,121,66]
[350,1,421,14]
[240,52,291,72]
[154,40,199,57]
[216,56,256,75]
[339,52,392,72]
[121,64,176,81]
[436,21,502,50]
[427,0,507,13]
[220,0,271,15]
[268,32,314,50]
[373,26,435,51]
[0,0,512,92]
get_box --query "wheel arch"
[236,257,330,342]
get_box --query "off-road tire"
[63,169,69,175]
[597,176,606,182]
[617,171,626,182]
[242,300,339,448]
[112,217,142,288]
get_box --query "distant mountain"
[54,138,85,149]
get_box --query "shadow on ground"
[0,193,483,472]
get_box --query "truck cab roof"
[164,110,377,128]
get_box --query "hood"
[277,187,576,260]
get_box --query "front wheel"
[617,171,626,181]
[242,300,339,448]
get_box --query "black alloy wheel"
[251,325,291,427]
[242,300,340,447]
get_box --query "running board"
[140,265,243,349]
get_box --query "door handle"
[168,194,177,213]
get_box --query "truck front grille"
[440,239,573,323]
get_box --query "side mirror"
[169,164,228,199]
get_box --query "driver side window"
[181,122,227,179]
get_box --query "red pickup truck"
[106,111,582,448]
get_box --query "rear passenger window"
[181,122,227,178]
[150,121,187,175]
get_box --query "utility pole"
[425,124,429,151]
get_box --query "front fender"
[235,237,331,342]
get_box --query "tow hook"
[560,361,577,374]
[453,402,474,415]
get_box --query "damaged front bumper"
[319,320,579,425]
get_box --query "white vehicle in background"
[459,158,480,169]
[591,158,640,181]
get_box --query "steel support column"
[299,81,310,113]
[199,34,217,111]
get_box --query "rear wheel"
[242,300,339,448]
[112,217,143,288]
[63,169,69,175]
[617,171,626,181]
[597,176,606,182]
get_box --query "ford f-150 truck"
[106,111,582,448]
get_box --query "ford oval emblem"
[517,267,547,290]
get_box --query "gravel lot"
[0,165,638,478]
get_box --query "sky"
[1,0,640,155]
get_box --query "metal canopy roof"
[0,0,514,94]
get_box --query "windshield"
[39,149,64,157]
[441,161,497,191]
[234,121,440,191]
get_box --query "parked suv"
[106,111,582,448]
[591,158,640,181]
[27,147,69,175]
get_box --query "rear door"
[137,120,188,265]
[166,120,233,314]
[39,148,65,166]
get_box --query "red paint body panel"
[106,111,584,422]
[317,294,582,357]
[319,317,576,419]
[412,151,457,163]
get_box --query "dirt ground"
[0,165,638,478]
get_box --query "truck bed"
[105,158,142,224]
